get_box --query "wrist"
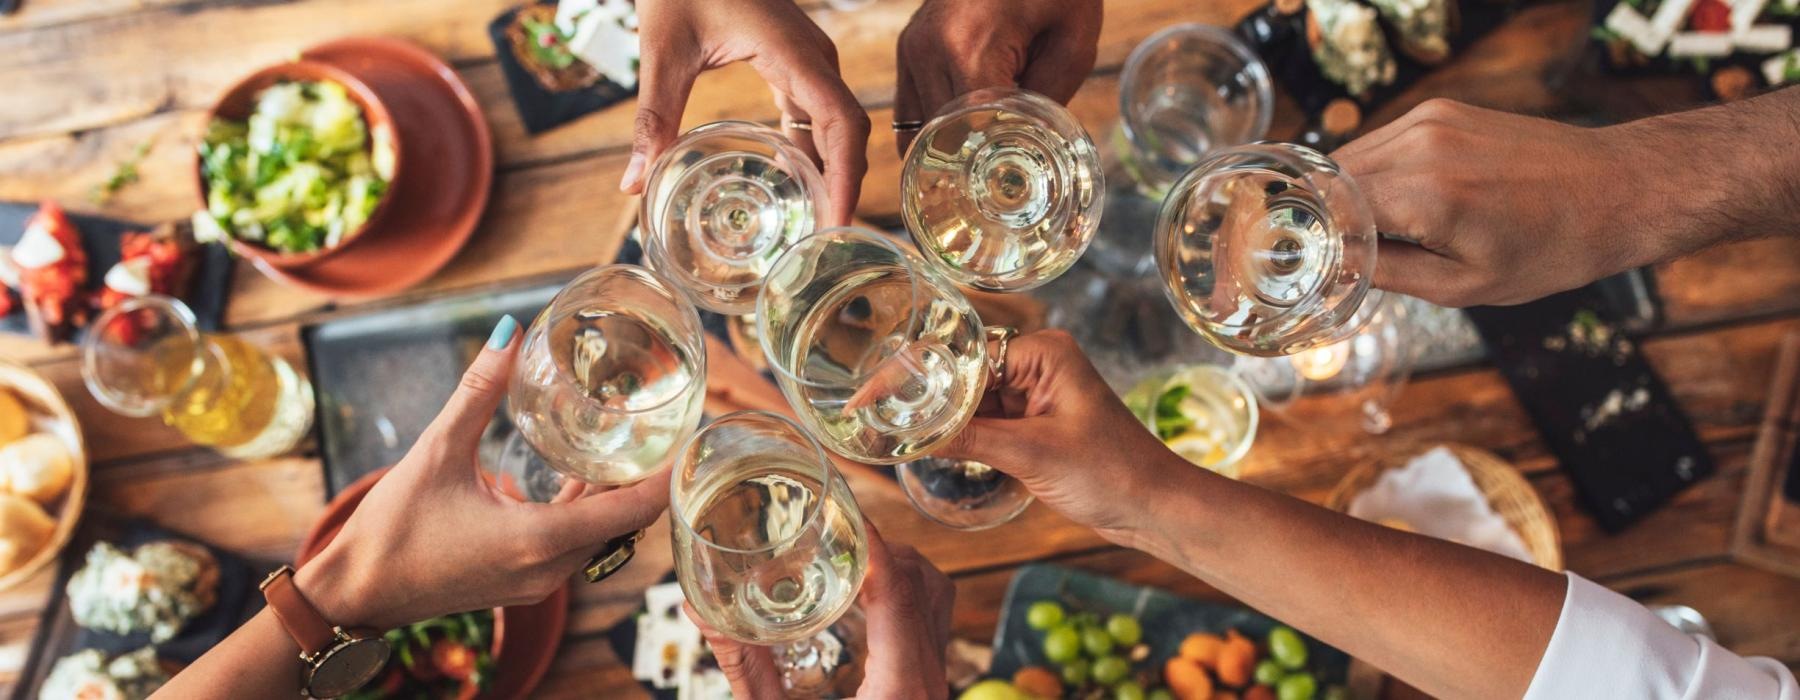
[293,544,386,631]
[1111,452,1208,563]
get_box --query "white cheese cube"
[1737,24,1794,52]
[555,0,598,34]
[1606,4,1665,55]
[1764,49,1800,83]
[569,7,640,89]
[11,219,65,269]
[1647,0,1699,53]
[103,257,153,296]
[1730,0,1768,33]
[1668,31,1735,56]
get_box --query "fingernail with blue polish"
[488,315,518,350]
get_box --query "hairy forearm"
[1127,458,1565,700]
[1606,86,1800,263]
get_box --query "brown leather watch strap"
[260,566,337,657]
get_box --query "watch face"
[308,637,391,698]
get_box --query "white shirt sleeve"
[1524,572,1798,699]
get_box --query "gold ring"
[892,120,925,132]
[985,326,1018,387]
[583,528,645,583]
[782,117,814,132]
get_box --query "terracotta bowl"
[196,59,402,271]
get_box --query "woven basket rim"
[1325,443,1563,571]
[0,360,91,592]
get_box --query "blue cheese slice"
[1309,0,1397,96]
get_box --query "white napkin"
[1348,446,1535,563]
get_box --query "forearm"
[1126,457,1564,700]
[1606,86,1800,264]
[151,609,301,698]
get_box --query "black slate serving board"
[11,512,270,700]
[989,564,1353,690]
[0,202,233,339]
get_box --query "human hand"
[297,316,670,630]
[624,0,870,225]
[1334,99,1692,307]
[694,524,954,700]
[934,330,1183,549]
[894,0,1102,154]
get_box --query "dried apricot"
[1179,632,1226,669]
[1012,666,1063,699]
[1164,656,1214,700]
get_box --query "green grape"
[1045,625,1083,664]
[1255,659,1286,686]
[1321,686,1351,700]
[1269,626,1308,670]
[1062,662,1090,686]
[1115,680,1146,700]
[1147,690,1175,700]
[1082,626,1115,656]
[1105,614,1143,646]
[1027,601,1066,631]
[1278,672,1318,700]
[1091,656,1131,686]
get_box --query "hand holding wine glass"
[933,330,1191,548]
[692,525,954,700]
[626,0,870,226]
[893,0,1103,155]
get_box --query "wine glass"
[81,295,313,459]
[671,410,868,647]
[900,87,1104,292]
[641,121,826,315]
[756,226,1035,529]
[1153,142,1380,357]
[495,265,707,580]
[1237,292,1416,434]
[1115,24,1273,197]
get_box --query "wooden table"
[4,0,1800,696]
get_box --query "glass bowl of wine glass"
[1153,142,1380,357]
[1115,24,1273,197]
[641,121,826,315]
[502,264,708,488]
[671,410,868,645]
[900,87,1104,292]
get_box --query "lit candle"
[1292,342,1350,381]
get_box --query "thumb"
[685,602,787,699]
[419,315,520,460]
[622,52,700,193]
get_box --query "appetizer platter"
[299,467,567,700]
[488,0,642,134]
[978,565,1351,700]
[1233,0,1518,144]
[13,514,267,700]
[1590,0,1800,98]
[0,361,87,593]
[0,202,230,344]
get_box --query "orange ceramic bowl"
[196,59,402,271]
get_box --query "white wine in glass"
[901,87,1103,292]
[673,411,868,645]
[757,227,990,465]
[505,265,707,487]
[641,121,825,315]
[1154,143,1380,357]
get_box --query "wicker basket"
[0,361,90,591]
[1324,443,1563,570]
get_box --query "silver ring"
[892,120,925,132]
[782,117,814,132]
[985,326,1018,387]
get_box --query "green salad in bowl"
[197,73,396,260]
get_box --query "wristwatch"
[259,566,391,698]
